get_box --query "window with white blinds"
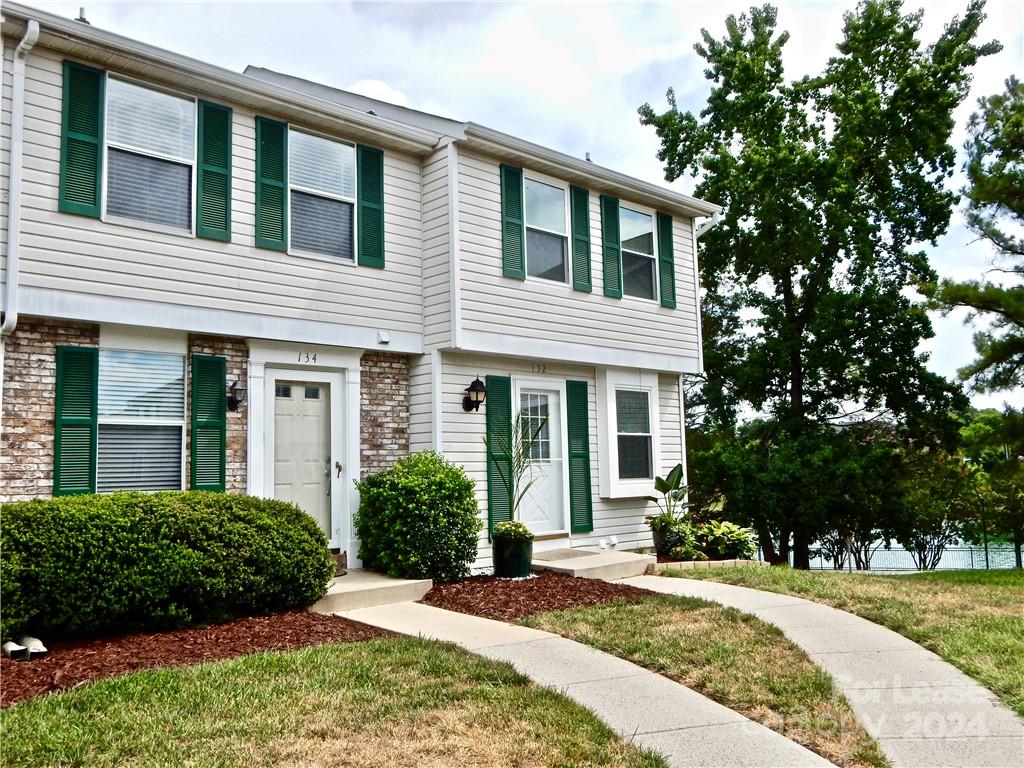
[615,389,653,480]
[105,77,195,231]
[288,129,356,259]
[96,350,185,492]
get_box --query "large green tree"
[641,1,997,566]
[927,77,1024,392]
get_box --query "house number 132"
[298,352,318,363]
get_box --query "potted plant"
[645,462,692,557]
[484,411,547,577]
[492,520,535,578]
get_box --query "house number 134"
[298,352,318,363]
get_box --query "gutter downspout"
[695,212,722,240]
[1,19,41,455]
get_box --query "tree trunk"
[777,527,792,565]
[1014,528,1023,570]
[792,529,811,570]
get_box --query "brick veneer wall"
[360,351,410,477]
[187,334,248,493]
[0,317,99,501]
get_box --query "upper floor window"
[105,78,195,231]
[525,177,568,283]
[620,207,656,300]
[288,130,356,260]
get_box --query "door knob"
[335,461,343,477]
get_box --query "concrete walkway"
[624,575,1024,768]
[340,601,834,768]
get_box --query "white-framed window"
[596,368,661,498]
[524,176,569,283]
[288,128,356,260]
[104,77,196,232]
[520,391,552,461]
[620,206,657,300]
[96,349,186,492]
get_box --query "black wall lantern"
[462,376,487,412]
[227,380,248,412]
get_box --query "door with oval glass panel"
[273,381,331,540]
[515,384,568,535]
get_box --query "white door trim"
[264,368,343,548]
[511,376,571,535]
[246,340,362,564]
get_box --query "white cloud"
[30,0,1024,405]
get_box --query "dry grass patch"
[1,638,665,768]
[525,596,888,768]
[671,567,1024,716]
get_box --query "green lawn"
[1,637,665,768]
[523,595,888,768]
[666,567,1024,717]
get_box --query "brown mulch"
[0,611,393,709]
[422,570,655,622]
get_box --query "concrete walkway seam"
[623,575,1024,768]
[339,601,835,768]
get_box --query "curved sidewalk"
[623,575,1024,768]
[340,601,833,768]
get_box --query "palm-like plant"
[484,411,549,522]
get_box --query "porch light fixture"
[462,376,487,412]
[227,380,247,412]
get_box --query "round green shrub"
[355,451,481,581]
[0,491,334,641]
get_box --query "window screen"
[289,130,356,259]
[615,389,653,479]
[105,78,195,231]
[107,149,192,230]
[96,350,185,492]
[525,178,568,283]
[620,207,656,300]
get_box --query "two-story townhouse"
[0,3,721,570]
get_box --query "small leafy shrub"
[0,491,334,641]
[493,520,534,541]
[699,520,756,560]
[355,451,481,581]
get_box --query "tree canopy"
[926,76,1024,392]
[640,0,999,565]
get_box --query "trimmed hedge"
[0,491,334,640]
[355,451,481,581]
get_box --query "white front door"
[273,381,331,540]
[516,386,567,534]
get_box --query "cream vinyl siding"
[407,353,433,452]
[456,148,701,360]
[421,145,450,350]
[441,352,683,568]
[14,47,423,334]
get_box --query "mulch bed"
[0,611,392,709]
[422,570,655,622]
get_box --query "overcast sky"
[33,0,1024,409]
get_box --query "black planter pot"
[492,536,534,578]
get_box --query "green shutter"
[485,375,513,538]
[255,117,287,251]
[600,195,622,298]
[357,144,385,268]
[197,101,233,242]
[500,164,525,279]
[58,61,104,218]
[190,355,226,492]
[657,212,676,309]
[54,346,98,496]
[566,380,594,534]
[570,186,592,292]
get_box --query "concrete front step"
[309,569,432,614]
[532,547,655,580]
